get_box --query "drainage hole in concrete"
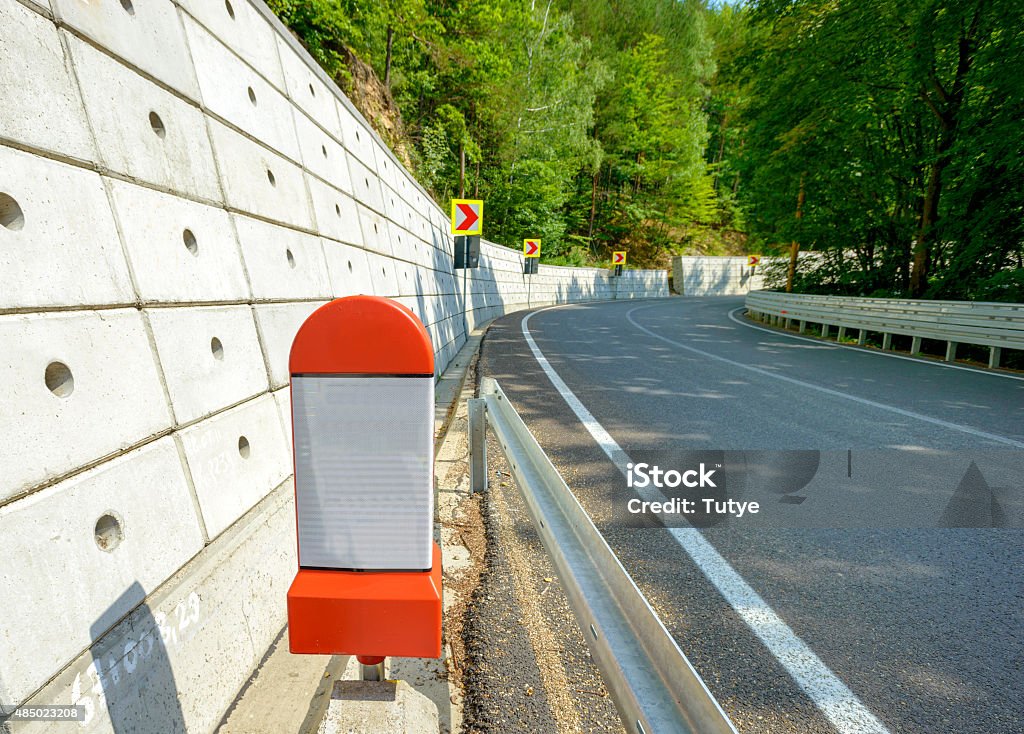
[149,111,166,138]
[183,228,198,256]
[0,193,25,231]
[335,203,341,216]
[347,260,353,272]
[95,513,124,552]
[225,0,235,20]
[45,361,74,397]
[309,83,316,97]
[322,144,328,158]
[286,248,296,268]
[267,169,276,187]
[211,337,224,360]
[238,436,251,458]
[120,0,135,16]
[248,86,257,105]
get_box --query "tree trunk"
[910,2,983,296]
[384,27,394,89]
[786,172,806,293]
[459,147,466,198]
[588,168,599,241]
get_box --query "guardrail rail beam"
[472,378,738,734]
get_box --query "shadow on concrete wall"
[86,582,186,733]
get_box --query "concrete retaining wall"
[0,1,667,731]
[672,256,764,296]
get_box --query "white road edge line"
[521,307,893,734]
[625,305,1024,449]
[725,305,1024,383]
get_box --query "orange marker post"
[286,296,442,663]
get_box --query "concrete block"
[18,482,297,734]
[276,35,342,138]
[305,175,362,246]
[336,99,376,168]
[320,240,375,299]
[51,0,199,100]
[178,394,290,538]
[14,0,50,13]
[380,182,409,227]
[234,214,331,301]
[108,178,249,304]
[394,170,428,210]
[357,204,395,257]
[347,148,386,213]
[0,438,204,704]
[253,301,326,389]
[0,2,95,161]
[0,309,172,501]
[389,224,421,264]
[404,209,432,245]
[364,250,401,297]
[317,680,439,734]
[177,0,286,92]
[183,17,300,162]
[67,36,221,202]
[0,145,134,311]
[374,150,404,196]
[294,110,351,193]
[146,305,269,425]
[208,120,314,230]
[271,386,292,459]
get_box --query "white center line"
[521,306,893,734]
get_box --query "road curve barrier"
[468,379,738,734]
[745,290,1024,368]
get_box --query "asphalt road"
[478,296,1024,734]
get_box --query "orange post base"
[287,542,442,658]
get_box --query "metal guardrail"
[468,379,737,734]
[746,290,1024,368]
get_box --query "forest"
[268,0,1024,302]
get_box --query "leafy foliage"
[716,0,1024,301]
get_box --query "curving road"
[478,296,1024,734]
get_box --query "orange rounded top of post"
[289,296,434,376]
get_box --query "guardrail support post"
[911,336,922,355]
[882,333,892,351]
[990,346,1002,369]
[784,317,792,329]
[798,320,806,334]
[858,329,867,345]
[837,326,847,342]
[822,324,830,339]
[946,341,958,362]
[468,398,487,493]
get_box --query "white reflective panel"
[292,375,434,570]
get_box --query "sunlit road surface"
[480,296,1023,734]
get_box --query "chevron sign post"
[612,251,626,277]
[523,239,540,276]
[451,199,483,235]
